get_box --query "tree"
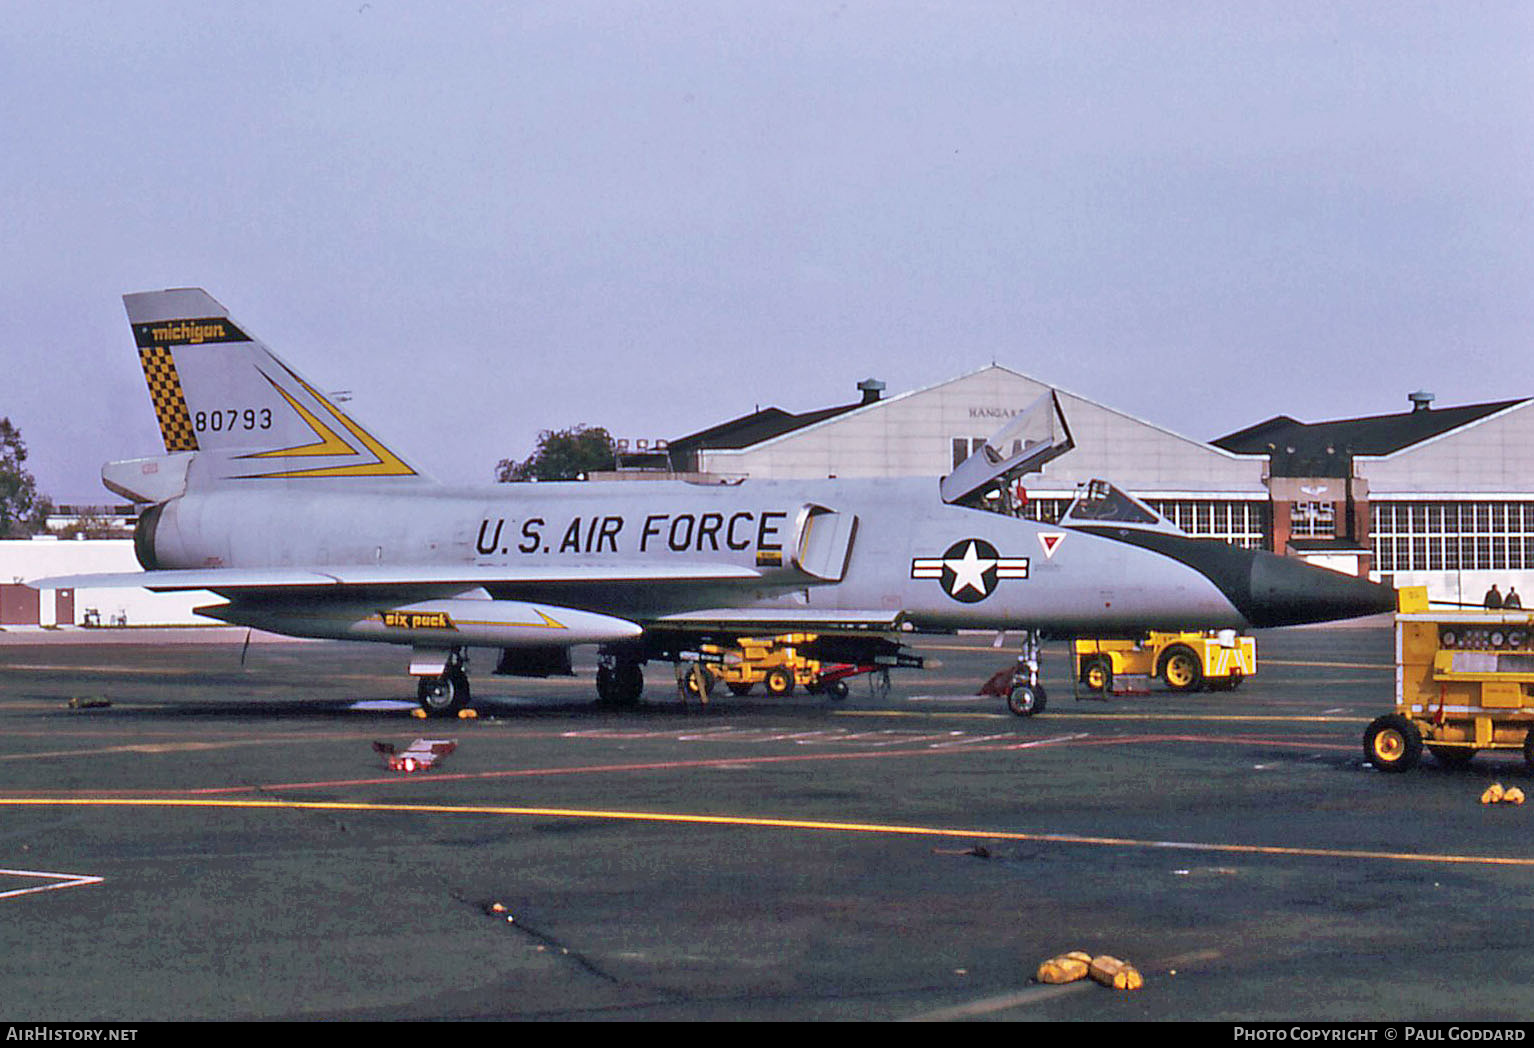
[496,425,617,482]
[0,418,52,537]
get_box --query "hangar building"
[630,368,1534,604]
[1215,393,1534,604]
[635,365,1273,547]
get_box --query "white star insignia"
[944,541,996,597]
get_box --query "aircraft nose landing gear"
[1005,630,1047,717]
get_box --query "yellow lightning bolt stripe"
[1,797,1531,868]
[390,610,568,631]
[240,372,355,460]
[236,367,415,479]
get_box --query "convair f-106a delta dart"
[36,289,1395,716]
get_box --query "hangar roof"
[1214,399,1528,476]
[670,402,864,453]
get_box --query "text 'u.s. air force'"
[477,512,789,556]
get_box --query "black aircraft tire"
[418,670,469,718]
[614,663,644,706]
[1007,683,1046,717]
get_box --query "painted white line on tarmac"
[0,868,104,901]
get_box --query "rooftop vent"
[858,378,885,405]
[1408,390,1435,413]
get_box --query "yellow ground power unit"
[1366,586,1534,772]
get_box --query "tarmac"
[1,624,1531,1021]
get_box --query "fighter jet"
[36,289,1395,717]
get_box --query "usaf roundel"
[911,539,1030,603]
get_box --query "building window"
[1143,499,1270,549]
[1022,496,1268,548]
[951,437,990,469]
[1290,501,1336,538]
[1372,501,1534,572]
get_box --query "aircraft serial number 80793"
[36,289,1396,717]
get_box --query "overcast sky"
[3,2,1531,500]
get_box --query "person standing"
[1484,584,1504,609]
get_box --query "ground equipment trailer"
[699,633,825,697]
[686,634,857,700]
[1366,586,1534,773]
[1073,630,1257,697]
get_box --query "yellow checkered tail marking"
[137,346,198,453]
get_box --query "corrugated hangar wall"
[698,366,1273,548]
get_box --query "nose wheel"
[1005,629,1047,717]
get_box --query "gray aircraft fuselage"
[140,473,1387,637]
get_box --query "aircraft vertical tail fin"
[124,289,427,484]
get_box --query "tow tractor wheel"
[1007,683,1047,717]
[1428,745,1477,769]
[1364,713,1422,773]
[418,669,470,717]
[765,667,795,697]
[1081,656,1113,695]
[1160,646,1204,692]
[680,665,716,698]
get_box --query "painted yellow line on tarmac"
[1261,659,1391,670]
[2,796,1529,869]
[835,709,1365,725]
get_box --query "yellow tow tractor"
[685,634,843,699]
[710,634,824,697]
[1073,630,1257,697]
[682,633,921,702]
[1365,586,1534,773]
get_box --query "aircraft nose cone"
[1243,550,1396,628]
[1068,525,1397,628]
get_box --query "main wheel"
[826,679,849,700]
[765,667,795,696]
[1160,646,1204,692]
[598,661,644,706]
[418,669,469,717]
[614,662,644,706]
[1364,713,1422,772]
[1007,683,1047,717]
[1080,656,1113,696]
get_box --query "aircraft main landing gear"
[596,656,644,707]
[417,648,471,717]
